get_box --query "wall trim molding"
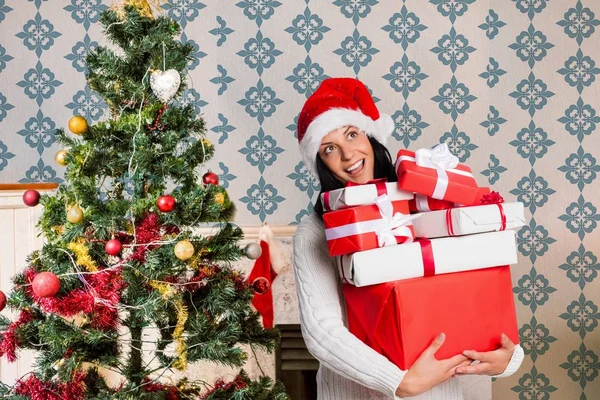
[195,225,297,240]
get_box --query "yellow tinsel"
[112,0,163,19]
[149,280,188,370]
[172,297,188,370]
[67,238,98,272]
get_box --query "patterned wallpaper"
[0,0,599,398]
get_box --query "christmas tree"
[0,2,287,399]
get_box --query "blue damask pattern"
[382,6,427,51]
[63,0,108,31]
[239,128,283,173]
[17,110,56,156]
[383,55,427,99]
[479,10,506,39]
[559,244,600,290]
[17,61,62,107]
[431,27,475,73]
[1,3,599,396]
[481,154,507,185]
[559,98,600,142]
[238,80,283,125]
[480,106,507,136]
[286,56,328,98]
[66,85,107,121]
[285,7,330,52]
[0,141,15,172]
[519,316,557,362]
[16,12,61,58]
[64,34,98,74]
[0,93,14,123]
[334,29,379,75]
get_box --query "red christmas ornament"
[22,190,41,207]
[252,277,270,295]
[202,171,219,186]
[32,272,60,298]
[157,194,176,213]
[105,239,122,256]
[0,291,6,312]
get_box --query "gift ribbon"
[323,178,388,211]
[325,194,419,247]
[395,144,473,200]
[445,203,507,236]
[417,239,436,277]
[414,194,431,212]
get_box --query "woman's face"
[318,125,374,184]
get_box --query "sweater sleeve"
[492,344,524,378]
[292,220,406,399]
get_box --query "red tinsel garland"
[130,212,163,263]
[0,310,33,362]
[199,376,248,399]
[24,268,124,331]
[141,378,180,400]
[14,371,87,400]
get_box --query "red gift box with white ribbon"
[323,195,418,257]
[396,144,482,206]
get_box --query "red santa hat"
[297,77,394,178]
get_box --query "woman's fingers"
[462,349,491,362]
[455,362,490,375]
[424,332,446,358]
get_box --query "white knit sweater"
[292,213,524,400]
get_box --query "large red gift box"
[396,146,482,206]
[323,198,415,257]
[343,266,519,370]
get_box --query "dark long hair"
[314,136,397,217]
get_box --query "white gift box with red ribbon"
[321,180,413,212]
[337,230,518,287]
[412,202,526,239]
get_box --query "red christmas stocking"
[247,240,277,328]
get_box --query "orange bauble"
[68,116,88,135]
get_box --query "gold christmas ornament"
[214,192,225,205]
[55,149,68,166]
[66,205,84,224]
[111,0,163,19]
[68,116,88,135]
[202,138,212,147]
[174,240,195,261]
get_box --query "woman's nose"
[340,145,354,161]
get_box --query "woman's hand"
[455,333,515,376]
[395,333,471,398]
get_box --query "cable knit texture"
[292,213,523,399]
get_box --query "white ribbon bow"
[374,195,420,247]
[415,143,459,170]
[414,144,459,200]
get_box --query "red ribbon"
[324,178,388,211]
[417,239,436,277]
[480,190,504,205]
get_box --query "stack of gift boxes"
[321,144,526,370]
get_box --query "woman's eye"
[324,145,335,155]
[348,131,358,139]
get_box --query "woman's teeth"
[346,160,363,173]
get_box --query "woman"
[292,78,524,399]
